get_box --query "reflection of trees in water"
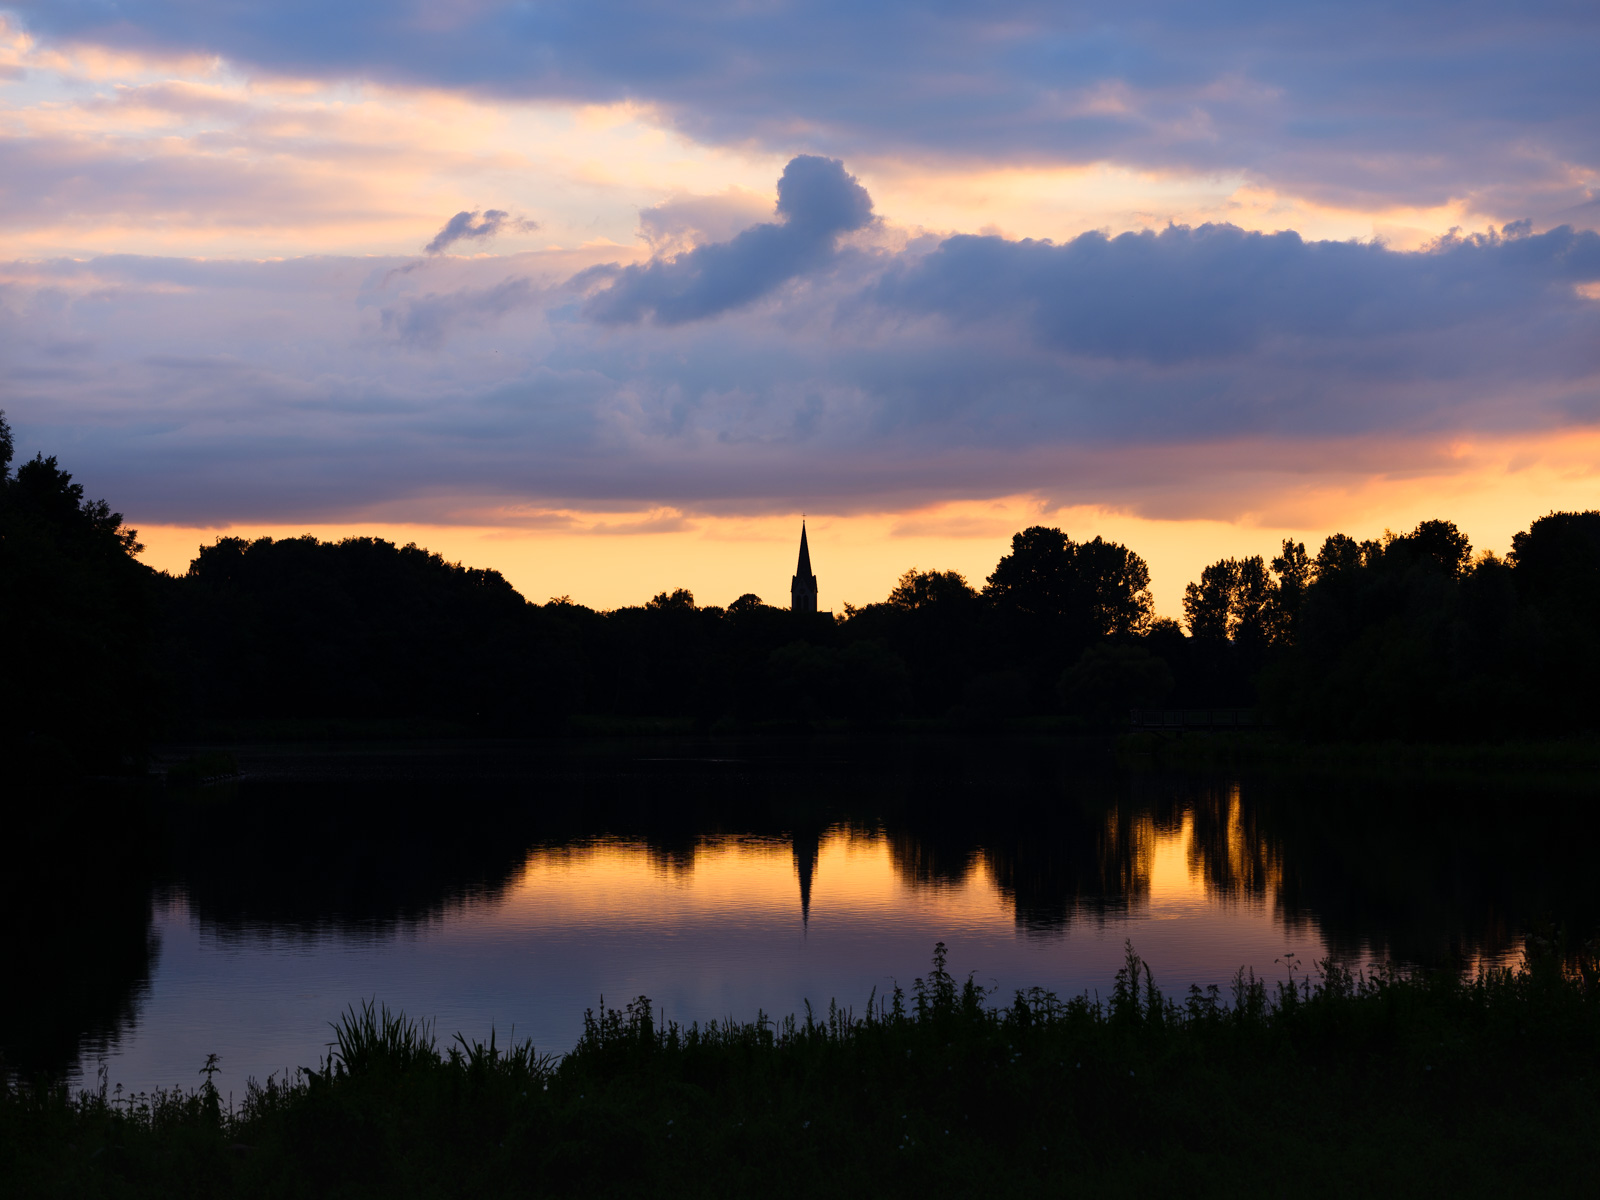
[173,758,1598,971]
[2,795,161,1078]
[880,773,1211,933]
[984,836,1108,933]
[1260,776,1600,968]
[167,781,536,938]
[886,828,977,890]
[1183,782,1281,904]
[640,835,700,878]
[878,769,1594,968]
[35,745,1600,1080]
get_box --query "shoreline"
[5,943,1595,1195]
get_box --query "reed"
[3,942,1597,1197]
[329,1000,437,1076]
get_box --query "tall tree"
[0,414,156,773]
[1509,511,1600,604]
[1183,560,1237,641]
[1269,540,1311,643]
[886,568,978,611]
[1074,537,1156,638]
[1386,519,1472,579]
[1186,548,1308,649]
[985,527,1153,638]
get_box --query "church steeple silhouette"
[791,520,818,612]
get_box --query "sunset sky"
[3,2,1598,616]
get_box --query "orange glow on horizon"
[132,428,1600,621]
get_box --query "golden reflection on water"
[493,830,1009,934]
[1097,785,1283,916]
[490,798,1281,934]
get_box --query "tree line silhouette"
[4,412,1598,769]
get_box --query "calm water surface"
[30,739,1585,1097]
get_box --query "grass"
[3,943,1598,1198]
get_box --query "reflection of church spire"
[791,520,818,613]
[792,827,820,930]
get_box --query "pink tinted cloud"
[1,160,1596,536]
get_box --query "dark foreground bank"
[3,945,1597,1199]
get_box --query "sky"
[2,2,1598,616]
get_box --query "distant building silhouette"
[791,521,818,612]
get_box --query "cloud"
[0,134,370,232]
[580,155,873,325]
[637,189,772,256]
[12,2,1600,222]
[380,276,540,348]
[1,157,1598,530]
[874,220,1600,368]
[424,209,537,255]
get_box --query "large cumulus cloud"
[579,156,873,325]
[875,221,1600,367]
[11,2,1600,220]
[2,159,1599,525]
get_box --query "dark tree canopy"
[648,588,697,610]
[1182,554,1285,647]
[0,414,155,774]
[168,535,578,726]
[1384,519,1473,579]
[984,527,1153,638]
[886,568,978,611]
[1509,511,1600,604]
[1252,514,1600,738]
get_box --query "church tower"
[791,521,818,612]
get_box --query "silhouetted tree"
[1387,518,1473,579]
[163,535,582,727]
[0,412,157,773]
[1510,511,1600,604]
[1269,539,1311,642]
[985,527,1153,639]
[1252,516,1592,738]
[1313,532,1371,579]
[647,587,697,610]
[1182,561,1235,641]
[1057,644,1175,727]
[1505,510,1600,727]
[886,567,979,611]
[766,639,909,719]
[835,568,989,717]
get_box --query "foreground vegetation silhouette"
[4,943,1596,1196]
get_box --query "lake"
[10,737,1591,1097]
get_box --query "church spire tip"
[791,518,817,612]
